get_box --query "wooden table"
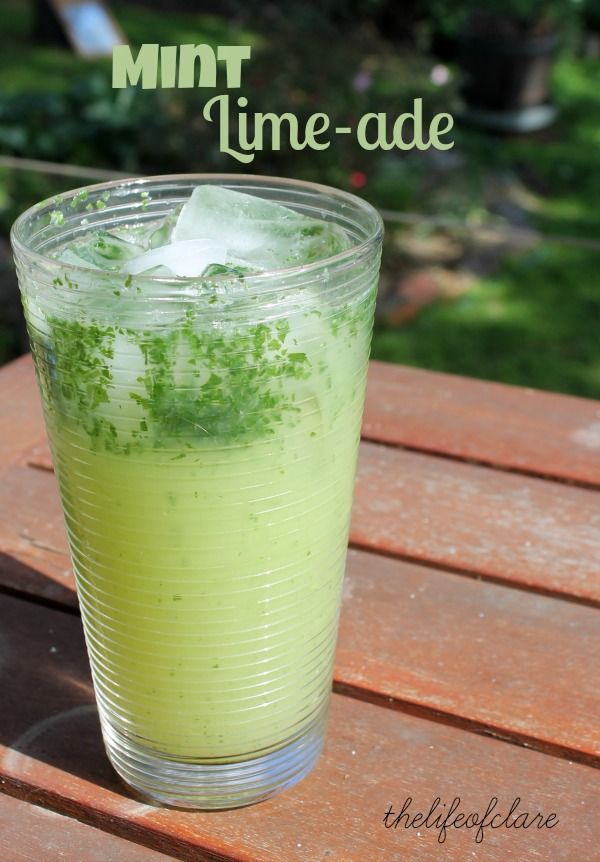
[0,353,599,861]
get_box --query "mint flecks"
[330,285,377,340]
[127,312,311,443]
[37,316,121,451]
[32,185,374,453]
[38,308,314,451]
[70,189,89,209]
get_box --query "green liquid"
[39,292,374,760]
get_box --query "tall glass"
[11,175,383,808]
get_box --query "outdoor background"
[1,0,599,397]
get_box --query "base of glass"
[101,712,327,810]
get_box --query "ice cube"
[125,239,234,277]
[172,186,351,271]
[95,331,148,430]
[148,205,182,249]
[56,247,103,270]
[64,231,144,271]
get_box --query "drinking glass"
[11,174,383,808]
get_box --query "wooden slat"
[0,457,598,764]
[6,354,600,489]
[0,463,74,607]
[9,439,600,604]
[365,361,600,487]
[338,550,600,762]
[352,442,600,604]
[0,355,45,468]
[0,592,598,862]
[0,794,178,862]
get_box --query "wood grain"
[365,361,600,487]
[0,592,598,862]
[338,550,600,762]
[8,355,600,489]
[0,355,45,469]
[1,450,600,757]
[0,794,179,862]
[0,483,598,762]
[12,439,600,604]
[352,442,600,604]
[0,463,73,607]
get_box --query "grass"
[372,239,600,398]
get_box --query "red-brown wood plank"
[0,355,45,468]
[0,456,598,764]
[338,550,600,762]
[0,794,179,862]
[352,442,600,604]
[0,592,598,862]
[11,439,600,604]
[0,463,74,607]
[25,442,53,472]
[6,354,600,489]
[365,361,600,487]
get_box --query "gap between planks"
[348,540,600,611]
[0,783,230,862]
[360,435,600,493]
[332,682,600,770]
[26,432,600,494]
[363,361,600,489]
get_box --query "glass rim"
[10,172,384,284]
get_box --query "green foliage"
[426,0,582,35]
[0,76,168,172]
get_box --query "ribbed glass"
[11,174,383,808]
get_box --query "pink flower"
[352,71,373,93]
[430,64,450,86]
